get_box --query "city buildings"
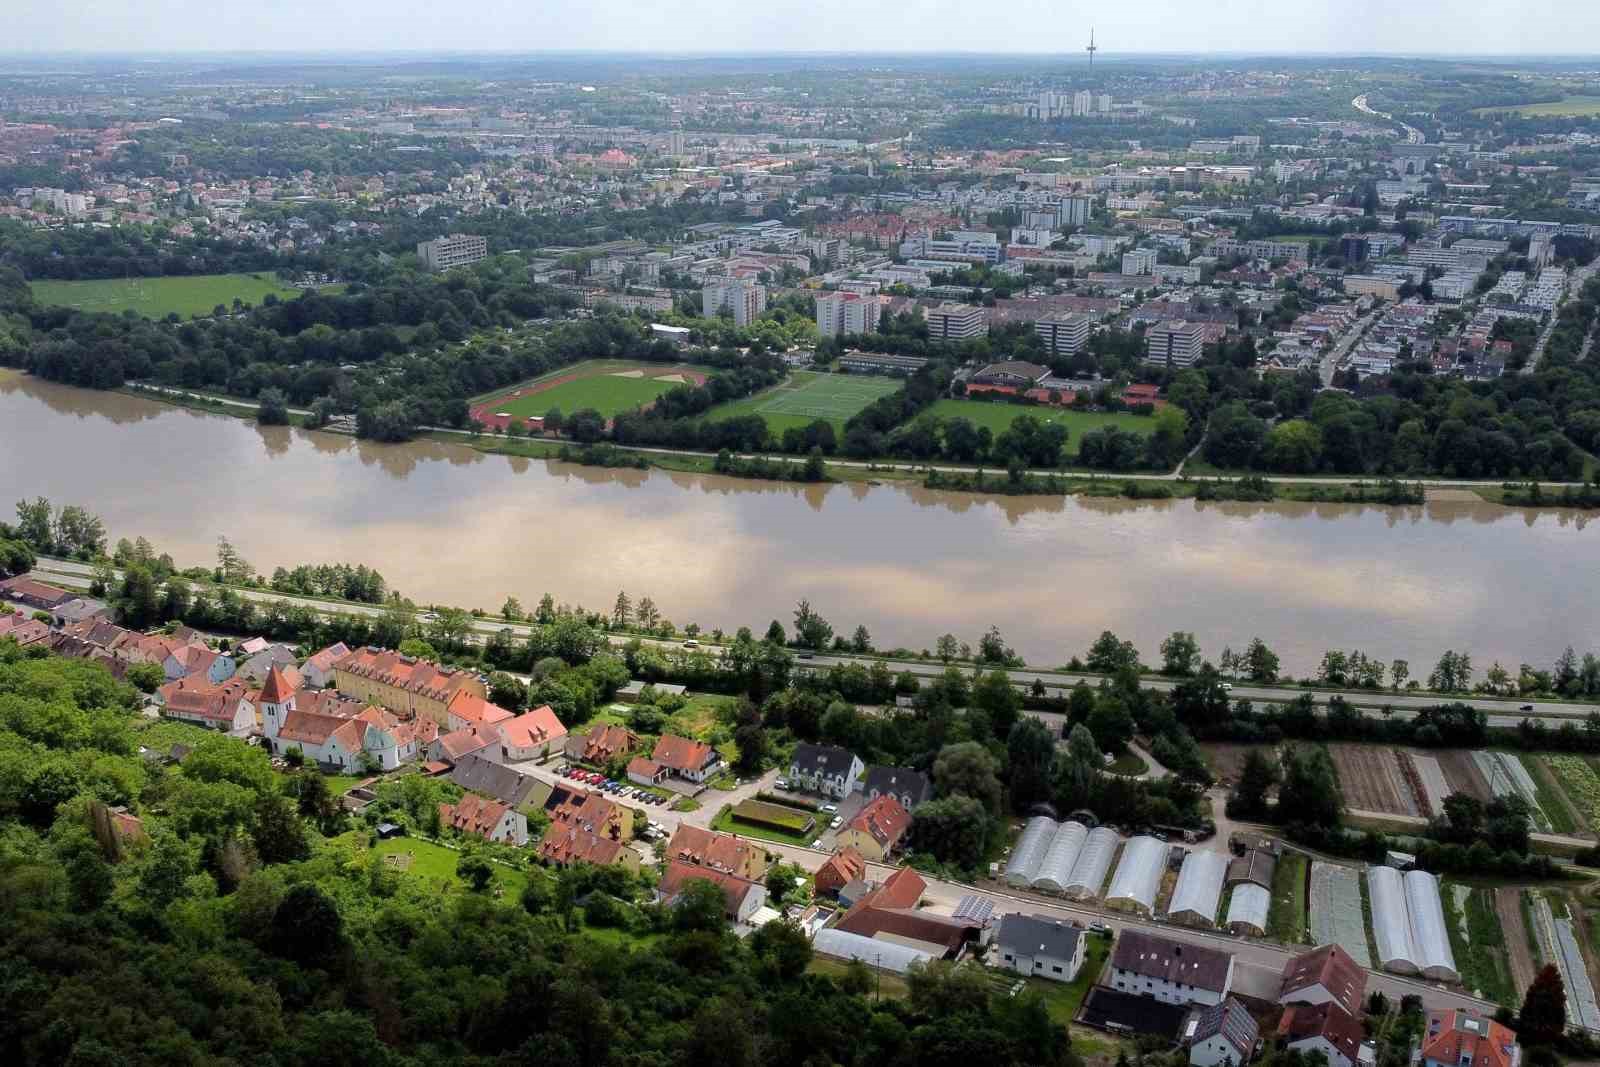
[1144,320,1207,369]
[417,233,488,272]
[815,290,882,337]
[702,279,768,326]
[1035,312,1094,356]
[1122,248,1158,276]
[924,303,987,341]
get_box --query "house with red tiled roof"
[0,609,51,647]
[567,723,640,765]
[665,824,771,880]
[815,847,868,897]
[835,793,911,862]
[497,705,566,761]
[835,898,979,959]
[428,726,500,765]
[333,646,486,726]
[0,575,71,609]
[162,641,236,685]
[651,733,720,782]
[300,642,350,688]
[261,665,437,770]
[440,793,527,845]
[626,756,666,785]
[536,824,639,871]
[1278,1001,1367,1067]
[1416,1010,1519,1067]
[1279,943,1367,1018]
[656,859,768,922]
[155,675,256,734]
[545,784,632,844]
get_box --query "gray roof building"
[862,765,932,810]
[996,912,1083,963]
[449,753,543,808]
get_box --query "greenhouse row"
[1367,866,1458,981]
[1225,883,1270,935]
[1168,850,1229,926]
[1001,816,1118,898]
[1106,835,1167,914]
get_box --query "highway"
[1352,94,1425,145]
[26,556,1598,727]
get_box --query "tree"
[252,791,311,864]
[978,625,1013,665]
[114,564,161,629]
[749,918,812,980]
[850,625,872,654]
[456,852,496,893]
[936,633,960,662]
[1007,718,1057,809]
[1277,746,1343,829]
[909,793,992,869]
[126,661,165,694]
[932,742,1004,815]
[500,596,523,621]
[1066,723,1100,767]
[257,388,290,425]
[764,619,786,645]
[971,670,1022,737]
[215,535,253,584]
[1160,631,1201,676]
[1087,696,1135,754]
[1520,963,1567,1045]
[792,599,833,651]
[488,672,527,710]
[1086,631,1140,674]
[1230,749,1280,818]
[15,497,53,550]
[269,884,344,966]
[1244,637,1280,683]
[636,596,659,630]
[733,721,767,776]
[1429,650,1473,693]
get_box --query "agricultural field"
[1309,860,1372,966]
[1495,887,1539,999]
[1530,893,1600,1031]
[473,359,710,424]
[1267,851,1310,945]
[1437,749,1493,801]
[1199,742,1271,786]
[1543,755,1600,831]
[1329,744,1422,817]
[1474,96,1600,117]
[1443,882,1517,1006]
[1473,751,1551,830]
[922,398,1157,455]
[1522,755,1583,835]
[1408,753,1451,817]
[705,370,901,435]
[29,272,334,319]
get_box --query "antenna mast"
[1087,28,1098,69]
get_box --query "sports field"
[1475,96,1600,117]
[925,398,1156,455]
[472,359,710,426]
[29,272,334,319]
[706,370,901,434]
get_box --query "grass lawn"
[1255,233,1319,244]
[664,694,731,742]
[1475,96,1600,117]
[576,918,663,950]
[1025,931,1112,1024]
[808,957,911,999]
[711,804,818,847]
[1106,751,1149,776]
[373,836,529,896]
[923,399,1156,455]
[317,773,370,796]
[30,272,338,319]
[484,359,714,420]
[705,370,901,435]
[1267,851,1310,944]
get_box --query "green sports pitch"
[28,273,337,319]
[706,371,901,434]
[923,399,1157,455]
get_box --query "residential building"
[1278,1001,1366,1067]
[923,303,987,341]
[788,742,865,798]
[428,725,499,765]
[815,290,882,337]
[0,576,71,609]
[1108,929,1235,1007]
[1187,998,1260,1067]
[440,793,528,845]
[1035,312,1094,356]
[237,642,297,684]
[1122,248,1158,276]
[702,279,768,326]
[537,824,639,871]
[544,783,632,844]
[1059,196,1093,227]
[1145,321,1207,369]
[300,642,350,688]
[448,752,547,809]
[333,646,486,726]
[664,824,772,880]
[1344,275,1400,300]
[417,233,488,272]
[496,705,567,761]
[444,690,516,734]
[656,859,767,922]
[566,723,640,766]
[836,794,911,862]
[163,641,236,684]
[815,847,868,896]
[156,675,256,734]
[1278,943,1366,1017]
[995,913,1086,983]
[835,888,980,959]
[1415,1011,1520,1067]
[651,733,721,782]
[861,765,932,810]
[261,666,436,771]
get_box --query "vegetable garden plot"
[1472,751,1550,830]
[1407,753,1452,817]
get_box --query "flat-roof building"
[417,233,488,272]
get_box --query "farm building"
[1225,883,1270,935]
[813,928,935,975]
[1004,816,1058,887]
[1033,821,1090,893]
[1226,848,1277,889]
[1107,836,1167,915]
[1367,866,1456,981]
[1169,850,1229,926]
[1064,827,1120,898]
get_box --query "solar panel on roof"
[953,895,994,924]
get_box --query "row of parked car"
[556,764,670,805]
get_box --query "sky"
[6,0,1600,57]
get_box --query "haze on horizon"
[7,0,1600,59]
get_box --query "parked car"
[1520,704,1534,711]
[820,803,838,814]
[829,815,843,829]
[774,779,789,790]
[1088,922,1111,934]
[812,838,824,848]
[682,639,699,649]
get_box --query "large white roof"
[1169,850,1228,924]
[1004,816,1058,887]
[1033,821,1089,893]
[1065,827,1119,898]
[1368,865,1419,974]
[1226,883,1270,932]
[1404,869,1458,982]
[1107,835,1167,913]
[812,929,935,975]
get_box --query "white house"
[1187,998,1259,1067]
[1109,930,1235,1007]
[496,705,567,762]
[300,642,350,688]
[788,742,864,799]
[260,665,435,771]
[995,913,1086,983]
[156,675,256,734]
[440,793,528,846]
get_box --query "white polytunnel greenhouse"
[1225,882,1270,934]
[812,928,936,975]
[1403,869,1459,982]
[1106,835,1167,914]
[1168,850,1229,926]
[1004,816,1058,887]
[1367,865,1420,974]
[1032,821,1090,893]
[1064,827,1119,899]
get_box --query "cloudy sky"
[6,0,1597,55]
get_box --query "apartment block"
[417,233,488,272]
[924,303,987,341]
[1034,312,1094,356]
[1144,320,1207,369]
[815,291,882,338]
[702,279,768,326]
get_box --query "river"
[2,371,1595,675]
